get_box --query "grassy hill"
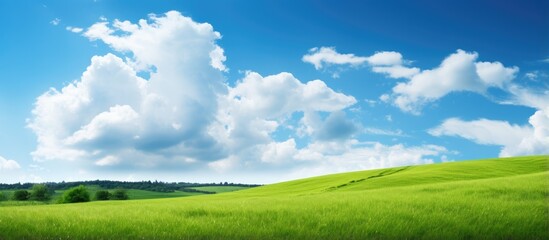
[0,155,547,239]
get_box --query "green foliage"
[95,190,111,201]
[0,156,546,239]
[30,184,51,201]
[0,192,7,201]
[12,190,30,201]
[61,185,90,203]
[110,189,128,200]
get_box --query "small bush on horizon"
[111,189,129,200]
[12,190,30,201]
[60,185,90,203]
[95,190,111,201]
[30,184,51,201]
[0,192,7,201]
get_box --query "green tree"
[95,190,111,200]
[30,184,51,201]
[111,188,129,200]
[12,190,30,201]
[0,192,7,201]
[61,185,90,203]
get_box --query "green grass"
[189,186,251,193]
[126,189,203,200]
[0,155,547,239]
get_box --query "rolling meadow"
[0,155,547,239]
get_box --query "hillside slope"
[235,155,548,196]
[0,155,547,239]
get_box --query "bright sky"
[0,0,548,184]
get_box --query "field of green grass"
[0,185,248,205]
[0,155,547,239]
[189,185,250,193]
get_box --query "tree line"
[2,184,129,203]
[0,180,260,193]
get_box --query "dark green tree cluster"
[10,184,53,201]
[60,185,90,203]
[94,189,128,201]
[12,190,30,201]
[30,184,52,201]
[0,180,260,193]
[0,192,8,201]
[95,190,111,200]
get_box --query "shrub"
[61,185,90,203]
[12,190,30,201]
[30,184,51,201]
[111,188,129,200]
[95,190,111,200]
[0,192,7,201]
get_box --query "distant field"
[189,186,250,193]
[0,185,251,205]
[126,189,203,200]
[0,155,547,239]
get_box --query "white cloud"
[0,156,20,170]
[260,139,298,164]
[525,71,538,80]
[387,50,518,114]
[50,18,60,26]
[302,47,368,70]
[29,11,228,167]
[505,85,549,110]
[303,48,418,79]
[372,65,420,79]
[30,11,365,174]
[30,11,457,183]
[475,61,518,88]
[366,51,403,66]
[209,45,228,72]
[66,26,83,33]
[215,71,357,154]
[364,127,404,137]
[429,109,549,157]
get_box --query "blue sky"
[0,0,547,184]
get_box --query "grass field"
[189,186,250,193]
[0,185,249,206]
[0,155,547,239]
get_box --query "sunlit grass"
[0,155,547,239]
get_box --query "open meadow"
[0,155,547,239]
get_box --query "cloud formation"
[302,47,368,70]
[29,11,451,181]
[302,47,418,78]
[388,50,518,114]
[429,108,549,157]
[29,11,228,168]
[66,26,83,33]
[0,156,20,170]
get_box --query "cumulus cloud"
[0,156,20,170]
[302,47,368,70]
[50,18,60,26]
[30,11,455,182]
[302,47,418,78]
[504,85,549,110]
[214,71,357,157]
[429,109,549,157]
[29,11,227,167]
[66,26,83,33]
[386,50,518,114]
